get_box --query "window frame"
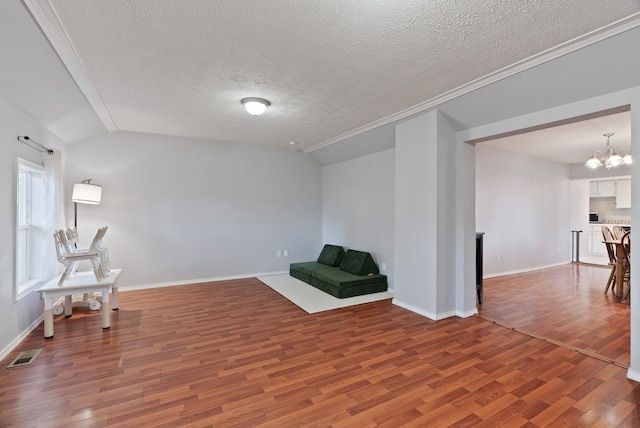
[15,158,45,301]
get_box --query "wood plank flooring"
[479,263,630,367]
[2,271,640,427]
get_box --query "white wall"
[569,179,590,260]
[64,131,323,288]
[627,88,640,381]
[435,111,457,313]
[475,146,572,276]
[393,110,459,319]
[394,111,439,316]
[322,148,395,289]
[0,95,65,358]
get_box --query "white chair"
[53,226,110,286]
[65,227,111,276]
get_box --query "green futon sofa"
[290,244,388,298]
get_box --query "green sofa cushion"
[290,268,311,284]
[310,276,388,298]
[339,250,379,275]
[317,244,345,267]
[290,261,335,277]
[311,269,386,288]
[290,247,387,299]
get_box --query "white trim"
[15,279,43,302]
[627,368,640,382]
[15,159,45,302]
[456,308,479,318]
[392,299,437,320]
[393,297,478,320]
[483,261,569,279]
[22,0,116,132]
[119,270,289,292]
[305,13,640,153]
[0,314,44,362]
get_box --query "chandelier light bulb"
[585,153,603,169]
[585,132,631,170]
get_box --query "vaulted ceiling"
[3,1,640,159]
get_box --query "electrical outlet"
[381,262,386,272]
[277,250,282,258]
[283,250,288,257]
[496,253,500,261]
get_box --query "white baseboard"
[627,368,640,383]
[392,299,478,321]
[0,315,45,362]
[393,299,437,320]
[483,261,570,279]
[120,270,289,292]
[456,308,479,318]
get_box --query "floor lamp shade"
[72,182,102,205]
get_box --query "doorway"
[467,105,637,379]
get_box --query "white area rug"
[257,274,394,314]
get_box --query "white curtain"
[42,149,66,281]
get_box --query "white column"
[628,89,640,381]
[394,109,458,319]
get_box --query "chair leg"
[622,264,631,303]
[604,265,616,294]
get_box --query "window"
[16,158,45,300]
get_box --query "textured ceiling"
[23,1,640,151]
[478,110,632,165]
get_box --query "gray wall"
[322,148,395,289]
[63,131,323,288]
[0,95,65,358]
[475,145,572,276]
[393,110,460,319]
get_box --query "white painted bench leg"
[101,290,110,329]
[64,295,72,317]
[43,297,54,338]
[111,286,118,310]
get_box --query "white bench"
[37,269,122,338]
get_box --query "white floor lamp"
[72,179,102,228]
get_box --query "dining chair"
[54,226,109,285]
[621,231,632,303]
[602,226,617,294]
[613,225,626,240]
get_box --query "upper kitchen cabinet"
[590,180,615,197]
[616,179,631,208]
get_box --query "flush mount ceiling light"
[585,133,632,169]
[241,97,270,116]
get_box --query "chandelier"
[585,133,632,169]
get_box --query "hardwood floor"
[2,271,640,427]
[479,263,630,367]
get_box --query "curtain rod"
[17,136,53,155]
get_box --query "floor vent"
[7,349,42,368]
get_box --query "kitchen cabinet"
[588,226,608,257]
[590,180,615,197]
[616,179,631,208]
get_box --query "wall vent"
[7,349,42,368]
